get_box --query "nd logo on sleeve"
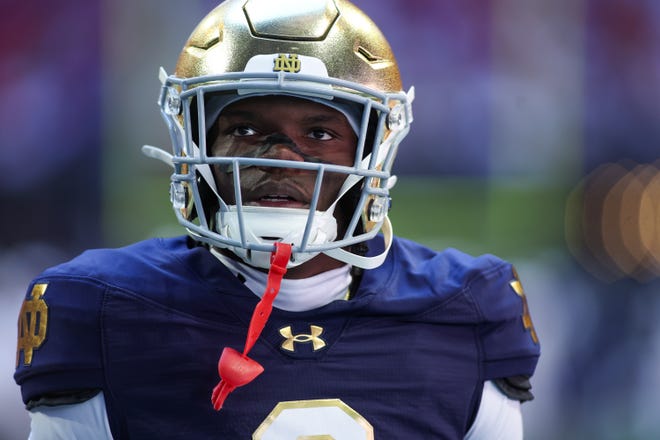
[16,283,49,367]
[509,268,539,345]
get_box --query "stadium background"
[1,0,659,438]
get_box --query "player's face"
[210,95,357,212]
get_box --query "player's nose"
[260,134,306,162]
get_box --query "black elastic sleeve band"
[25,389,101,410]
[493,375,534,402]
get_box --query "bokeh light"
[566,161,660,282]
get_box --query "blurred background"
[1,0,659,438]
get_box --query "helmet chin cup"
[216,206,338,269]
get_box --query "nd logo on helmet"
[16,284,49,366]
[273,54,302,73]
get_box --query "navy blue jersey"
[15,235,539,439]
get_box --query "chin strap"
[211,242,292,411]
[323,215,394,269]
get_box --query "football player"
[15,0,540,438]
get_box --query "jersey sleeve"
[468,260,540,380]
[14,276,107,405]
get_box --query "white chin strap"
[324,215,393,270]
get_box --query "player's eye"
[231,126,257,136]
[307,129,333,141]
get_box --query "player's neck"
[211,249,352,312]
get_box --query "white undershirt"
[465,380,523,439]
[27,255,524,439]
[212,250,352,312]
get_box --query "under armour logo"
[273,54,301,73]
[279,325,326,352]
[17,283,49,366]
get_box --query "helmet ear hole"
[361,110,379,159]
[189,96,200,145]
[197,171,219,227]
[335,184,361,237]
[336,184,370,259]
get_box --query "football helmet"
[144,0,414,269]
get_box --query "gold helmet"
[147,0,414,269]
[175,0,402,92]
